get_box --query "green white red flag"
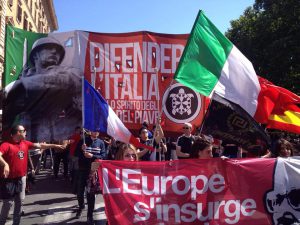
[174,10,300,134]
[174,11,266,123]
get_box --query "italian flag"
[174,10,264,122]
[174,10,300,134]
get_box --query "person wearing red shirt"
[0,124,65,225]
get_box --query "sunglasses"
[284,189,300,210]
[267,189,300,211]
[124,154,137,159]
[18,129,26,133]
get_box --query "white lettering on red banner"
[98,158,300,224]
[84,32,206,131]
[102,168,256,224]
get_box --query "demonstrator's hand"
[84,151,93,158]
[3,163,9,178]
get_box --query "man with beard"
[0,125,65,225]
[265,157,300,225]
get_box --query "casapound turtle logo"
[162,83,201,123]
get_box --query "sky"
[53,0,254,34]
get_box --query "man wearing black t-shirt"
[176,123,195,159]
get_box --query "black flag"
[201,93,270,149]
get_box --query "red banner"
[99,157,300,225]
[82,31,206,135]
[3,29,207,141]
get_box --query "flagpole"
[149,68,159,161]
[156,67,160,119]
[156,68,160,161]
[151,69,176,161]
[198,93,214,135]
[81,75,86,145]
[23,38,27,68]
[161,78,175,115]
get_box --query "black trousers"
[76,170,95,217]
[53,151,69,178]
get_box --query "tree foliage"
[226,0,300,94]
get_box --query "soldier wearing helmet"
[29,37,65,72]
[3,36,81,142]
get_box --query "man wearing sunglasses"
[176,122,195,159]
[0,124,65,225]
[265,157,300,225]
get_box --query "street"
[0,166,107,225]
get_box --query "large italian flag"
[174,10,263,119]
[174,10,300,135]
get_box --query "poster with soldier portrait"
[3,27,206,141]
[3,26,82,141]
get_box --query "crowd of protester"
[0,121,299,225]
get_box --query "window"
[38,20,42,32]
[8,0,13,8]
[34,8,36,21]
[38,12,42,25]
[17,0,22,23]
[23,13,28,30]
[5,16,14,26]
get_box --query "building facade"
[0,0,58,88]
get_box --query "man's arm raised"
[32,142,66,152]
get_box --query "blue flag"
[83,78,109,132]
[83,78,154,150]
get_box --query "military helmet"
[29,36,65,65]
